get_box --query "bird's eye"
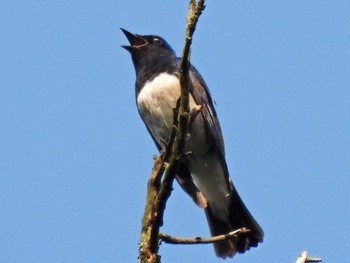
[153,37,161,44]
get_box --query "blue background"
[1,1,349,262]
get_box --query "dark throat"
[134,53,178,94]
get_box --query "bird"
[121,28,264,259]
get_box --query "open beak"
[121,28,147,52]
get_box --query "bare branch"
[138,1,206,263]
[159,228,250,245]
[296,251,322,263]
[147,0,206,254]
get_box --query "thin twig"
[295,251,322,263]
[159,228,250,245]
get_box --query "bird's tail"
[204,184,264,259]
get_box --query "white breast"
[137,73,181,147]
[137,72,200,148]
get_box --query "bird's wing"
[187,64,226,158]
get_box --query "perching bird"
[121,28,264,259]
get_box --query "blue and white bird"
[121,28,264,259]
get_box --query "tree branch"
[295,251,322,263]
[138,1,206,263]
[159,228,250,245]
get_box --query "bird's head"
[121,28,173,54]
[121,28,177,73]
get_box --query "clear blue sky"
[1,1,349,262]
